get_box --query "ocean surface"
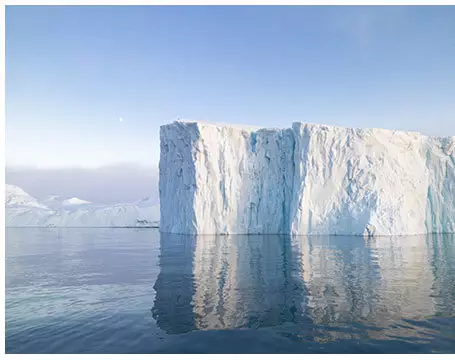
[5,228,455,354]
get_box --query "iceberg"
[5,184,160,228]
[159,121,454,235]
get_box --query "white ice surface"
[5,184,160,228]
[62,197,91,206]
[159,121,454,235]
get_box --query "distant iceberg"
[5,184,160,228]
[159,121,454,236]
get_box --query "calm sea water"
[5,228,455,353]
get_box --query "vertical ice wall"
[191,124,295,234]
[160,122,295,234]
[159,121,454,235]
[424,136,455,233]
[159,122,199,233]
[290,123,429,236]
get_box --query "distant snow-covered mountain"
[63,197,91,206]
[42,195,92,209]
[6,184,49,210]
[5,184,160,228]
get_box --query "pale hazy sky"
[5,164,159,204]
[6,5,455,168]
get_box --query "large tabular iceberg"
[159,121,454,236]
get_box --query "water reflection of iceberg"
[427,233,455,316]
[152,234,308,333]
[152,233,196,334]
[193,234,308,330]
[371,235,436,324]
[152,232,455,338]
[293,235,382,325]
[294,234,455,336]
[373,234,455,319]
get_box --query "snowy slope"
[43,195,91,209]
[6,184,49,210]
[5,185,160,228]
[159,121,455,235]
[62,197,91,206]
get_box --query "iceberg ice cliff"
[159,121,455,236]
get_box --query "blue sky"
[6,6,455,168]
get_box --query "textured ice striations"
[159,121,454,236]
